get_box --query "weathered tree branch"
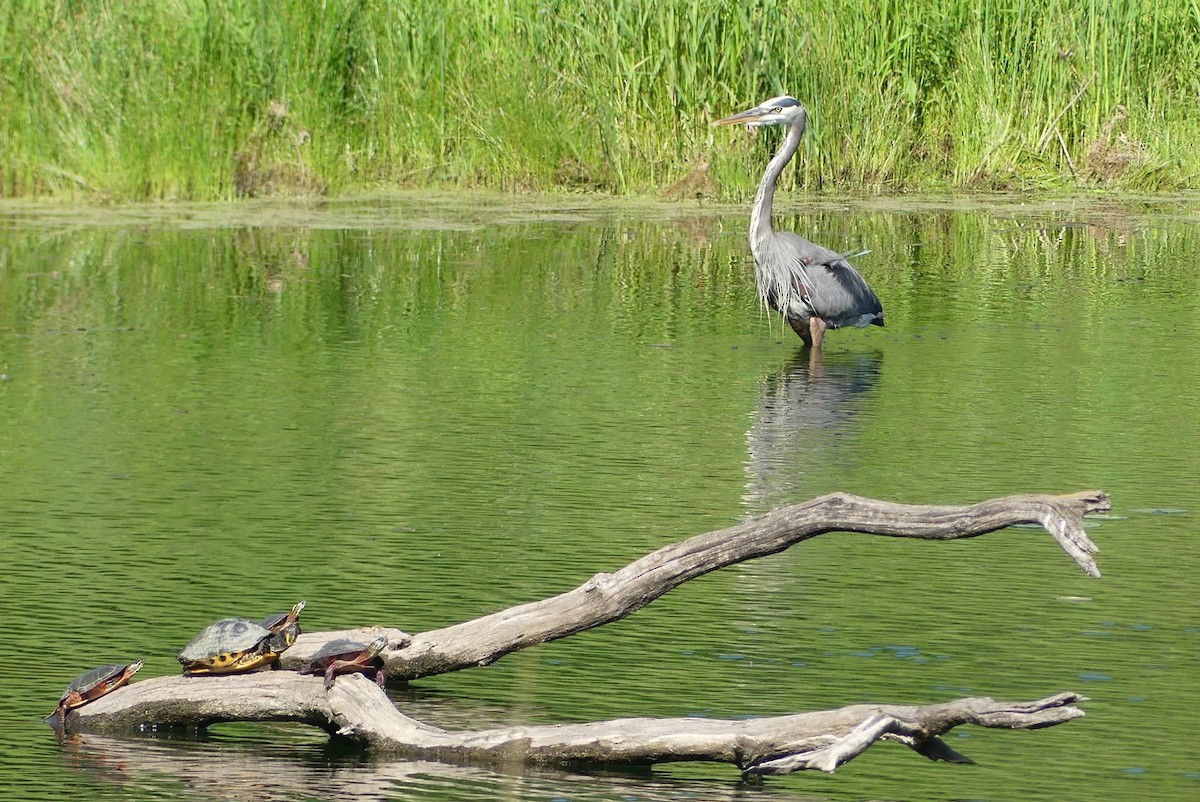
[71,672,1087,774]
[63,490,1107,776]
[280,489,1105,679]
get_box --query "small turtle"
[178,600,305,675]
[260,600,306,640]
[50,661,144,726]
[300,636,389,690]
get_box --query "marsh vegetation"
[3,1,1197,199]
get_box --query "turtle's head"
[288,600,306,621]
[366,636,389,657]
[126,660,146,676]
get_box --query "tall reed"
[2,0,1197,199]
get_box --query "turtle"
[178,600,305,675]
[50,660,144,726]
[260,600,306,640]
[300,635,389,690]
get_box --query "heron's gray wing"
[776,233,883,328]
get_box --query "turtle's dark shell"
[62,663,137,700]
[178,618,277,673]
[307,638,372,666]
[260,611,289,630]
[180,617,271,660]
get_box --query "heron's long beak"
[712,107,769,127]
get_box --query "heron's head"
[712,95,805,128]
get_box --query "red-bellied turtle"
[300,636,388,689]
[50,661,144,726]
[178,601,305,675]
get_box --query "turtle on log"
[49,661,144,726]
[178,601,304,675]
[300,635,389,690]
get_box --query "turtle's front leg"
[323,662,343,690]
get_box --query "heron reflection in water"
[714,96,883,348]
[744,349,883,510]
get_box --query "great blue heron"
[714,96,883,348]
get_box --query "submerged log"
[65,490,1107,775]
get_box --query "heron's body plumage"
[766,232,883,330]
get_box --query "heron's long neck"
[749,112,806,258]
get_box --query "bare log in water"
[73,672,1087,774]
[67,490,1107,775]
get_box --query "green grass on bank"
[3,0,1199,200]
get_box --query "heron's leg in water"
[809,316,827,348]
[788,316,813,346]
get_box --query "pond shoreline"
[2,189,1200,231]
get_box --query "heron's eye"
[772,106,783,113]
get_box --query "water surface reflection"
[62,733,792,802]
[744,349,883,511]
[2,196,1197,802]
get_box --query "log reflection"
[58,731,779,802]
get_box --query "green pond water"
[0,194,1197,801]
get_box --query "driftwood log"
[66,490,1107,776]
